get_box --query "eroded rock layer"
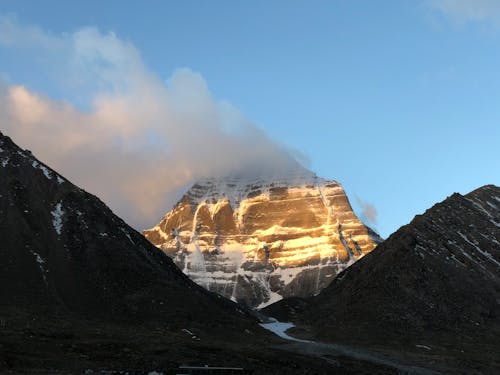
[144,172,381,308]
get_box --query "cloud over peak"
[0,16,301,229]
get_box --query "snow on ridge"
[457,231,500,268]
[32,160,52,180]
[196,169,327,191]
[486,201,498,210]
[447,239,486,272]
[51,202,64,235]
[466,197,500,228]
[466,198,494,219]
[188,169,340,209]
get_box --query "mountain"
[144,170,381,308]
[0,130,236,321]
[263,185,500,373]
[0,131,350,374]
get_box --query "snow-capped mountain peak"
[145,168,381,308]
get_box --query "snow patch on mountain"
[51,202,64,235]
[32,160,52,180]
[29,250,48,284]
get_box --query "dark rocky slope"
[264,185,500,374]
[0,130,246,325]
[0,131,373,374]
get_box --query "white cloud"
[0,16,302,229]
[428,0,500,24]
[0,14,61,48]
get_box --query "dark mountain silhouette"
[264,185,500,374]
[0,130,250,322]
[0,131,354,374]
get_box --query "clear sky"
[0,0,499,237]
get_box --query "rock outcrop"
[144,171,381,308]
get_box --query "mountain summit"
[144,169,381,308]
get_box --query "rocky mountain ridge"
[264,184,500,374]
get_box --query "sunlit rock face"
[144,170,381,308]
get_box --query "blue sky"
[0,1,499,237]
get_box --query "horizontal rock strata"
[145,172,380,308]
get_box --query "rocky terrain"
[3,128,499,374]
[264,185,500,374]
[0,130,403,374]
[0,133,324,373]
[0,131,248,325]
[144,172,381,308]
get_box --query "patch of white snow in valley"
[51,202,64,235]
[56,175,64,184]
[259,318,310,342]
[1,157,8,167]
